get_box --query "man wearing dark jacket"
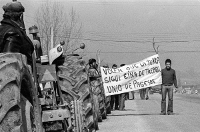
[161,59,178,115]
[0,0,34,65]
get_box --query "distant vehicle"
[149,86,161,94]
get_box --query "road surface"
[98,93,200,132]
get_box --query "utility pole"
[50,27,54,50]
[153,37,159,54]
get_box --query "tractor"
[30,25,98,132]
[0,24,98,132]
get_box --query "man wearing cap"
[29,25,43,59]
[0,0,34,65]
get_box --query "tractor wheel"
[0,53,38,132]
[58,54,97,132]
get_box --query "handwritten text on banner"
[100,54,162,96]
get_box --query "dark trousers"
[119,93,126,110]
[139,89,146,100]
[110,95,119,110]
[114,95,119,109]
[145,87,149,99]
[161,85,174,114]
[131,91,135,99]
[110,95,115,109]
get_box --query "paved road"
[97,93,200,132]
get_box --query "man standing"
[110,64,120,110]
[161,59,178,115]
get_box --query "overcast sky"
[1,0,200,80]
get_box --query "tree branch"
[35,2,82,54]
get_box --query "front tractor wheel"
[58,54,97,132]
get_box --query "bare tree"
[35,1,82,54]
[63,7,83,54]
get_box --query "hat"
[29,25,39,34]
[3,0,25,13]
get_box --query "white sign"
[100,54,162,96]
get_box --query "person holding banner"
[119,64,126,111]
[110,64,120,110]
[101,54,162,108]
[161,59,178,115]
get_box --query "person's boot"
[167,100,173,115]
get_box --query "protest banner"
[100,54,162,96]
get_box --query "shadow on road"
[108,113,160,116]
[122,109,136,111]
[108,112,180,116]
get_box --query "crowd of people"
[88,58,178,115]
[88,59,151,111]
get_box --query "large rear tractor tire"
[58,54,97,132]
[0,53,38,132]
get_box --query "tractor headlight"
[57,46,62,52]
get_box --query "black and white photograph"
[0,0,200,132]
